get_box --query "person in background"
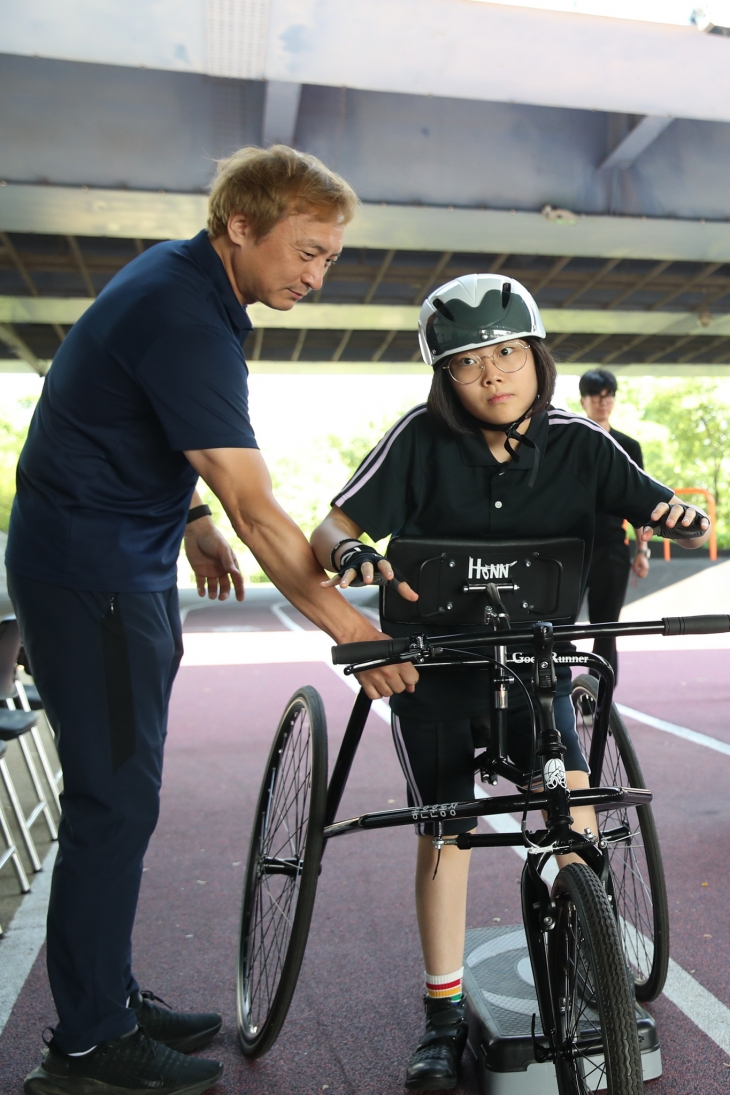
[579,367,650,681]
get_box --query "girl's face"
[445,339,539,428]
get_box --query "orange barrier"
[661,487,717,561]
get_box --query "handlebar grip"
[663,614,730,636]
[331,637,411,665]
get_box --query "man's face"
[581,388,615,427]
[226,209,344,310]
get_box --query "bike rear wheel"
[571,673,669,1001]
[550,863,644,1095]
[237,686,328,1057]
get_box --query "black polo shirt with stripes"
[332,405,673,720]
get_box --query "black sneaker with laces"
[129,990,222,1053]
[405,996,469,1092]
[23,1026,223,1095]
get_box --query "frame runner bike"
[236,602,730,1093]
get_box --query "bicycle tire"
[237,686,328,1057]
[550,863,644,1095]
[571,673,669,1001]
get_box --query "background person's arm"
[184,448,418,698]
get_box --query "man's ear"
[227,213,251,246]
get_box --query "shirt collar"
[457,411,549,469]
[186,230,252,336]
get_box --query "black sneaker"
[23,1026,223,1095]
[405,996,468,1092]
[129,990,222,1053]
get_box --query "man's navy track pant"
[7,571,183,1054]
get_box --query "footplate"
[463,926,661,1094]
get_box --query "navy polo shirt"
[6,231,257,592]
[332,405,673,720]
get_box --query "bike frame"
[318,615,676,1065]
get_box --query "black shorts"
[391,677,588,836]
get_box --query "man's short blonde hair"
[207,145,358,239]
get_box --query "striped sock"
[425,967,463,1002]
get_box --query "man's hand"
[184,519,244,601]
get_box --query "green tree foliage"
[0,416,27,530]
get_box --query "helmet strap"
[478,398,541,488]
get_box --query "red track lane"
[1,651,730,1093]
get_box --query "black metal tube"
[322,785,652,839]
[324,687,372,828]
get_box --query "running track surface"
[1,648,729,1094]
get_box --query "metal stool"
[13,677,62,815]
[0,737,31,933]
[0,619,57,872]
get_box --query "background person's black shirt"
[6,231,258,592]
[593,427,644,553]
[332,406,672,720]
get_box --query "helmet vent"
[501,281,512,310]
[433,297,455,321]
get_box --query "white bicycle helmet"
[418,273,546,367]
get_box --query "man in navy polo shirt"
[10,146,417,1095]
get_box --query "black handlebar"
[662,614,730,635]
[331,614,730,666]
[331,637,411,665]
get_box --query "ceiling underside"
[3,232,730,371]
[2,4,730,373]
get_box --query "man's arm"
[184,447,419,699]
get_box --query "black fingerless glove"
[652,505,708,541]
[337,543,388,586]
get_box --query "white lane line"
[271,602,306,632]
[617,704,730,758]
[663,959,730,1054]
[0,843,57,1036]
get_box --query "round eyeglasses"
[445,340,530,384]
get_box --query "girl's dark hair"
[426,337,557,437]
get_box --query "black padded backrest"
[381,537,585,628]
[0,617,21,700]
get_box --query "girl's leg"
[415,834,473,974]
[556,769,599,868]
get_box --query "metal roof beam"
[599,116,674,172]
[7,1,730,124]
[0,323,45,375]
[6,186,730,264]
[65,235,96,298]
[11,298,730,340]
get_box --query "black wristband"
[337,544,388,587]
[330,537,362,570]
[186,504,212,524]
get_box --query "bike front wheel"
[571,673,669,1001]
[237,686,328,1058]
[550,863,644,1095]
